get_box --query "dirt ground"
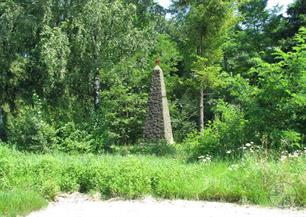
[27,193,306,217]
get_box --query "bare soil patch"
[27,193,306,217]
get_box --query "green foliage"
[279,130,303,152]
[0,190,47,217]
[184,0,235,69]
[59,163,81,192]
[281,0,306,47]
[1,3,305,216]
[0,148,14,190]
[191,56,222,90]
[180,100,247,160]
[152,34,182,74]
[109,142,176,156]
[222,0,283,75]
[6,94,57,152]
[0,145,305,212]
[39,26,70,91]
[100,83,148,146]
[56,122,95,153]
[214,28,306,153]
[258,28,305,146]
[0,0,305,161]
[109,158,151,198]
[0,0,161,148]
[39,180,60,200]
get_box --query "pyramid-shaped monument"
[144,63,174,144]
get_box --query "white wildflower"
[245,143,251,147]
[293,151,300,157]
[280,155,287,162]
[228,164,239,171]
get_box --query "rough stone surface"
[144,65,174,144]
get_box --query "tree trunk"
[198,34,205,132]
[94,72,100,110]
[0,106,5,140]
[92,31,101,111]
[199,89,204,131]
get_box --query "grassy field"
[0,145,305,216]
[0,191,47,217]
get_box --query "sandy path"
[27,193,306,217]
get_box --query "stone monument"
[144,60,174,144]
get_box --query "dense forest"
[0,0,305,157]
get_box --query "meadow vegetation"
[0,191,47,217]
[0,143,305,216]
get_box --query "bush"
[78,161,110,193]
[30,157,62,199]
[6,95,57,152]
[56,122,94,153]
[278,130,303,152]
[109,157,151,198]
[180,100,247,160]
[40,180,60,200]
[59,163,81,192]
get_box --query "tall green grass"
[0,145,305,216]
[0,190,47,217]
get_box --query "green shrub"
[151,162,204,199]
[56,122,94,153]
[78,161,108,193]
[29,157,62,199]
[108,157,151,198]
[32,157,62,179]
[40,180,60,200]
[6,95,57,152]
[180,100,247,160]
[278,130,303,151]
[59,163,81,192]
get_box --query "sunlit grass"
[0,190,47,217]
[0,145,305,216]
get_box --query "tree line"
[0,0,305,155]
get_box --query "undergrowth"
[0,145,305,216]
[0,190,47,217]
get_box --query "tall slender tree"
[173,0,235,131]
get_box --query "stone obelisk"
[144,60,174,144]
